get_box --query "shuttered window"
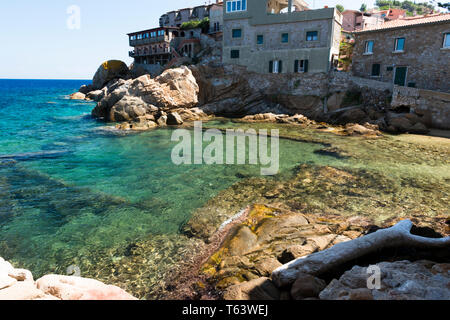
[294,60,309,73]
[269,61,283,73]
[371,63,381,77]
[230,50,240,59]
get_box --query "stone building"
[160,1,223,31]
[222,0,343,74]
[352,13,450,93]
[342,10,385,32]
[128,26,203,68]
[128,27,179,66]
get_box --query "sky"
[0,0,377,79]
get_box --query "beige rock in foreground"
[0,257,137,300]
[36,275,138,300]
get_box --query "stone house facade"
[222,0,343,74]
[352,14,450,93]
[342,10,384,32]
[159,1,223,29]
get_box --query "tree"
[360,3,368,12]
[438,2,450,10]
[336,4,345,12]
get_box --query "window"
[281,33,289,43]
[269,60,283,74]
[257,35,264,45]
[306,31,318,41]
[230,50,240,59]
[371,63,381,77]
[294,60,309,73]
[232,29,242,38]
[394,38,405,52]
[365,40,374,54]
[444,33,450,48]
[226,0,247,13]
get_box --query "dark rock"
[290,273,327,300]
[166,112,184,125]
[223,277,281,300]
[92,60,130,90]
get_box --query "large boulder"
[92,66,199,122]
[92,60,130,90]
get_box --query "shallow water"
[0,80,448,299]
[0,80,348,287]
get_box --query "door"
[394,67,408,86]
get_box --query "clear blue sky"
[0,0,375,79]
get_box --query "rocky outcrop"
[92,60,130,90]
[319,260,450,300]
[91,66,201,127]
[0,257,136,300]
[71,61,434,135]
[200,204,365,292]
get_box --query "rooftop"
[355,13,450,33]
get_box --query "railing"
[129,48,173,57]
[129,36,168,47]
[209,25,223,34]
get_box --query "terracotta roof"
[355,13,450,33]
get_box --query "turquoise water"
[0,80,347,291]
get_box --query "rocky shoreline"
[38,60,450,300]
[71,60,432,137]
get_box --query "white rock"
[36,275,137,300]
[0,273,17,290]
[0,281,49,300]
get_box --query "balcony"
[209,25,223,34]
[129,48,173,57]
[129,36,167,47]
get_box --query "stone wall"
[391,85,450,129]
[352,22,450,93]
[223,18,334,74]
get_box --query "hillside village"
[127,1,449,90]
[72,1,449,134]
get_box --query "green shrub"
[180,18,210,33]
